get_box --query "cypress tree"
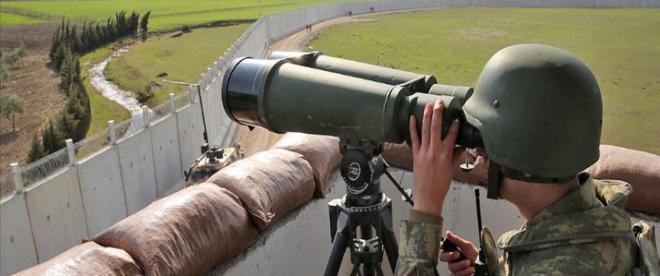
[28,135,46,162]
[42,121,65,154]
[140,11,151,39]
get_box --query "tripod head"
[338,140,384,207]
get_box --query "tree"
[140,11,151,40]
[0,93,24,134]
[42,121,64,154]
[27,134,45,162]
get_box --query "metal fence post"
[10,162,24,193]
[142,106,150,128]
[66,139,76,166]
[169,93,176,113]
[108,120,117,144]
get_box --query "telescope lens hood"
[222,57,281,127]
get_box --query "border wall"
[2,0,658,275]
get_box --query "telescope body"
[222,53,482,148]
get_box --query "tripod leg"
[350,262,361,276]
[380,205,398,273]
[325,212,350,276]
[360,224,375,276]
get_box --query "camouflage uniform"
[395,173,637,276]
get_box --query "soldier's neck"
[501,178,579,221]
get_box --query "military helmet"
[463,44,602,198]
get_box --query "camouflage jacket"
[395,174,636,276]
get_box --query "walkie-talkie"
[441,188,489,275]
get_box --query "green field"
[309,8,660,154]
[0,12,43,25]
[0,0,333,29]
[105,24,249,108]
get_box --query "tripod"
[324,147,413,276]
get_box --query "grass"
[0,12,43,25]
[80,46,131,136]
[309,8,660,154]
[0,0,334,30]
[105,24,249,107]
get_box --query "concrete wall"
[150,116,184,196]
[77,147,127,235]
[25,168,88,262]
[0,195,37,276]
[2,0,658,275]
[118,130,159,212]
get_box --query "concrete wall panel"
[25,168,87,262]
[77,147,127,235]
[0,195,38,276]
[118,130,158,214]
[176,102,204,170]
[150,115,183,196]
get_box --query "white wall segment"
[25,168,88,262]
[0,195,38,276]
[117,130,158,214]
[176,102,205,170]
[150,115,183,196]
[77,147,128,235]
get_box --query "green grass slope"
[309,8,660,154]
[104,24,249,108]
[0,0,331,29]
[0,12,43,25]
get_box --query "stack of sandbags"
[271,132,341,196]
[15,242,143,275]
[93,183,257,275]
[208,148,316,230]
[587,145,660,214]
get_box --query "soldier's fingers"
[453,267,476,276]
[409,115,420,155]
[446,231,479,261]
[441,119,460,155]
[421,103,432,149]
[439,251,460,262]
[448,259,471,272]
[429,100,443,152]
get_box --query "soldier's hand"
[439,231,479,276]
[409,100,460,216]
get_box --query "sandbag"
[383,143,488,186]
[383,142,413,171]
[271,132,341,196]
[587,145,660,214]
[208,148,316,230]
[93,183,257,276]
[15,242,143,276]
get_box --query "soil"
[0,22,65,196]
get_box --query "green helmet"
[463,44,602,198]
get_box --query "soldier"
[396,44,639,275]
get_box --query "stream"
[89,47,151,136]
